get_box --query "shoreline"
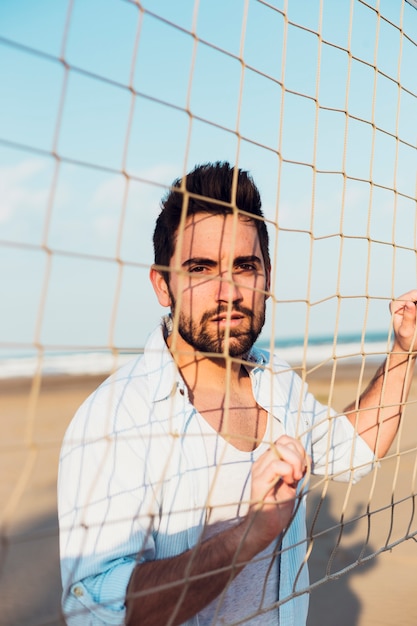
[0,356,378,387]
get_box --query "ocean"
[0,331,391,380]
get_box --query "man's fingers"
[274,444,306,480]
[390,291,417,316]
[255,437,307,484]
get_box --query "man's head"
[153,161,271,282]
[151,162,271,358]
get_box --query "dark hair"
[153,161,271,282]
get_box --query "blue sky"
[1,0,417,355]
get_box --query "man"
[58,161,417,626]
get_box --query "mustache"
[200,304,255,325]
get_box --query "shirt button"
[179,388,184,396]
[73,586,84,597]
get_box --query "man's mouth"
[211,312,245,324]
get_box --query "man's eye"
[189,266,206,273]
[236,263,256,272]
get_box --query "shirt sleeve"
[61,560,134,626]
[303,388,376,483]
[58,387,157,626]
[259,355,376,484]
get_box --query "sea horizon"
[0,330,392,380]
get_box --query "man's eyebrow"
[234,255,263,266]
[181,255,263,269]
[181,257,217,269]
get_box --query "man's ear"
[265,268,271,301]
[150,266,171,307]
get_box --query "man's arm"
[344,290,417,458]
[125,436,307,626]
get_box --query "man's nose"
[215,271,243,304]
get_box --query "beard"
[170,299,266,358]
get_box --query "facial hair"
[169,297,266,357]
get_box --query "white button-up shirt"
[58,318,375,626]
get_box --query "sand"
[0,364,416,626]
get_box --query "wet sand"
[0,363,416,626]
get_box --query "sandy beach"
[1,362,416,626]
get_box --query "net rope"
[1,0,417,624]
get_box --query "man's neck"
[166,333,249,397]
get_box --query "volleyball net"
[1,0,417,624]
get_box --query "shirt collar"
[144,315,269,402]
[144,316,181,403]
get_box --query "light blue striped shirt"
[58,318,375,626]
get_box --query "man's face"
[165,213,269,358]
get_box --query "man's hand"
[126,435,308,626]
[242,435,308,553]
[390,290,417,353]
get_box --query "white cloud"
[89,163,178,245]
[90,163,177,210]
[90,174,126,212]
[0,158,48,224]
